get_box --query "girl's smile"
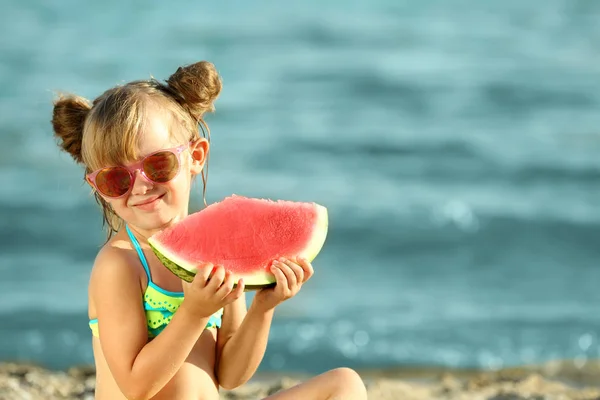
[133,194,165,211]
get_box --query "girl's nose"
[130,169,154,196]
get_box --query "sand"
[2,359,600,399]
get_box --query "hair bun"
[166,61,222,121]
[51,95,91,164]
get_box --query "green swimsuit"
[89,225,222,338]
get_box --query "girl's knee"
[328,367,366,390]
[329,367,360,380]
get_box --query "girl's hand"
[181,263,245,318]
[253,257,314,311]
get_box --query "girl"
[51,61,367,400]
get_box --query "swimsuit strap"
[125,225,152,282]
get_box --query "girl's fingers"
[225,279,245,303]
[296,257,314,282]
[216,271,235,298]
[206,265,226,291]
[281,258,304,287]
[192,263,214,289]
[271,263,289,294]
[275,260,297,290]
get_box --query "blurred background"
[1,0,600,376]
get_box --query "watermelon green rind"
[148,242,197,283]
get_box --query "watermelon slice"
[148,195,328,290]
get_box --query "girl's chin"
[126,211,183,233]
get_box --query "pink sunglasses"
[86,144,188,198]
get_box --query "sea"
[2,0,600,375]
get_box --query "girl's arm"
[91,246,241,400]
[214,294,274,390]
[215,258,313,390]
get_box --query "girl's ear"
[189,138,209,175]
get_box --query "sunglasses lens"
[143,151,179,183]
[95,167,131,197]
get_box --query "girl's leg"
[264,367,367,400]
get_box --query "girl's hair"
[51,61,222,241]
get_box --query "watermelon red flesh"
[148,196,328,289]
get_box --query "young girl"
[51,61,367,400]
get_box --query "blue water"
[2,0,600,375]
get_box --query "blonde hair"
[51,61,222,241]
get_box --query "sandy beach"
[2,359,600,399]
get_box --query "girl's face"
[99,112,208,235]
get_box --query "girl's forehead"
[134,113,180,157]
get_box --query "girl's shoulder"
[88,237,146,295]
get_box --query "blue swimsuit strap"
[125,225,152,282]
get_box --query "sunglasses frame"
[85,144,189,199]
